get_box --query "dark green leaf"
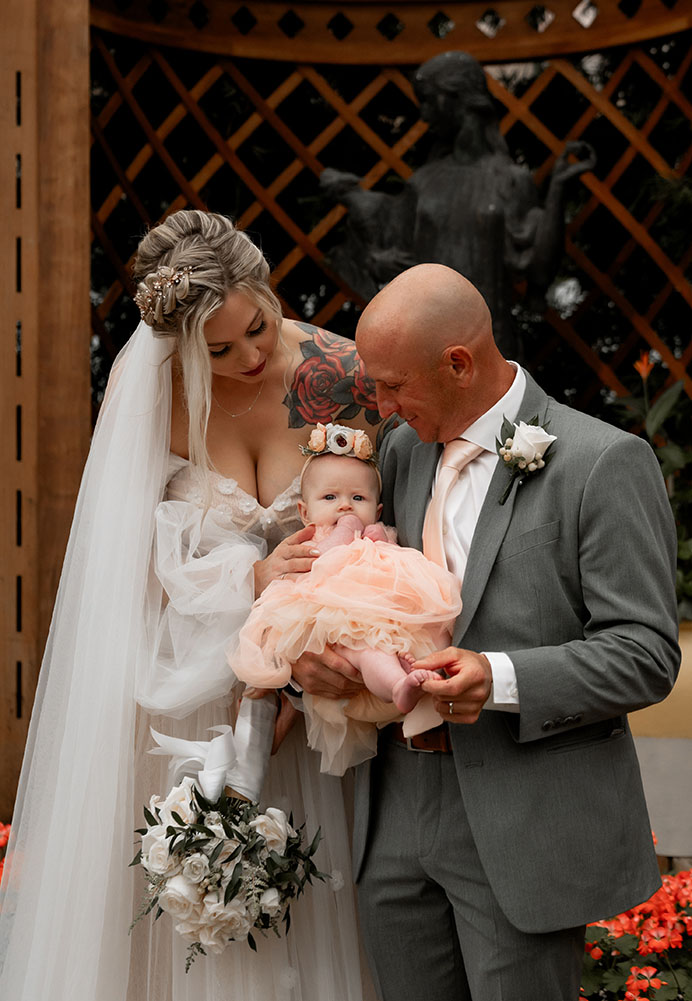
[248,932,257,952]
[129,849,143,867]
[143,806,158,827]
[645,380,684,439]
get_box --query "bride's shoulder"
[280,319,382,436]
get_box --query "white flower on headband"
[300,423,375,464]
[326,425,355,455]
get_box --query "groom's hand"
[419,648,492,724]
[291,647,365,699]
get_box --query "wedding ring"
[448,701,454,716]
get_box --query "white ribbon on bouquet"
[150,696,277,803]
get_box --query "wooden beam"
[0,0,90,822]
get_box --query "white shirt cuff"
[482,651,520,712]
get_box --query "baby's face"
[298,455,381,529]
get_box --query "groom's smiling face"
[358,346,463,443]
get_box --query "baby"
[229,424,462,774]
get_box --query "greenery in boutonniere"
[496,416,557,505]
[611,351,692,621]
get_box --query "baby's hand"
[362,522,390,543]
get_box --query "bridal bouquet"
[131,777,324,970]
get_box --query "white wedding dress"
[0,323,371,1001]
[129,456,369,1001]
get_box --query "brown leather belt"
[389,722,453,753]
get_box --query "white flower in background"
[198,922,232,954]
[182,853,210,884]
[260,887,282,917]
[158,874,203,922]
[325,424,355,455]
[249,807,295,854]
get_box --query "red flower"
[590,945,604,961]
[634,350,654,381]
[291,353,348,424]
[626,966,666,992]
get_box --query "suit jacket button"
[554,716,565,727]
[541,720,554,731]
[563,715,575,725]
[574,713,583,723]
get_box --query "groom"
[295,264,680,1000]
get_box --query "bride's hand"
[253,524,319,597]
[291,647,365,699]
[271,692,299,754]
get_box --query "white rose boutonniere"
[496,416,557,505]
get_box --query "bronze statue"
[321,51,596,357]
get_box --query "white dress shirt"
[435,363,525,711]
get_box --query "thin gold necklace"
[212,378,266,418]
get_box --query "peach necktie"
[422,439,485,570]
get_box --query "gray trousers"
[356,737,585,1001]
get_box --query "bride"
[0,209,379,1000]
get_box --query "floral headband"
[299,423,380,490]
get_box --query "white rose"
[175,916,204,942]
[508,422,556,463]
[249,807,295,854]
[260,887,282,917]
[182,852,210,884]
[198,922,231,954]
[141,826,178,876]
[158,874,203,922]
[222,897,252,940]
[326,424,355,455]
[159,776,198,827]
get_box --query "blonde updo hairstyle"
[132,209,281,473]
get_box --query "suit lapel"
[453,372,550,645]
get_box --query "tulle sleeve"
[135,498,267,719]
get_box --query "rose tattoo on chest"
[284,323,380,428]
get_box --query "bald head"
[355,265,514,442]
[356,264,494,365]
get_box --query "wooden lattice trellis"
[90,19,692,414]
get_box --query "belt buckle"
[405,736,435,753]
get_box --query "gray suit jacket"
[353,372,680,933]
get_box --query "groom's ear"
[442,344,473,387]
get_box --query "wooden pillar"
[0,0,90,821]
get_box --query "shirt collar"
[459,362,526,453]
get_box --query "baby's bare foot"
[391,669,438,714]
[398,652,416,672]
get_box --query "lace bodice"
[166,454,303,550]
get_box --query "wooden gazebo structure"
[2,0,692,819]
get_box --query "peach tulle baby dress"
[230,520,461,774]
